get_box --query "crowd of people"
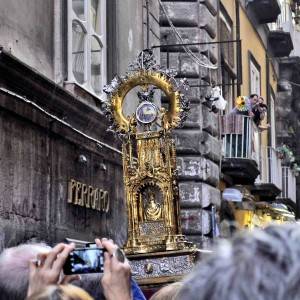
[231,93,270,130]
[2,223,300,299]
[0,238,136,300]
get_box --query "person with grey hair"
[0,242,51,300]
[25,239,135,300]
[177,224,300,300]
[72,273,104,299]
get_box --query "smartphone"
[63,248,106,275]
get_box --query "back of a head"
[0,242,51,300]
[150,282,183,300]
[27,284,94,300]
[177,224,300,300]
[73,274,104,300]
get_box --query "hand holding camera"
[26,238,131,300]
[96,238,132,300]
[27,243,79,298]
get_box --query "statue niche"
[145,193,162,221]
[138,187,163,222]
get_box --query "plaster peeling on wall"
[181,209,211,233]
[128,29,133,52]
[182,62,198,73]
[180,187,200,203]
[181,160,203,177]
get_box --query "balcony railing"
[221,115,260,164]
[268,0,293,31]
[281,166,297,202]
[258,146,283,190]
[221,116,297,201]
[268,147,283,189]
[267,0,294,57]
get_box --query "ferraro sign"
[67,178,110,213]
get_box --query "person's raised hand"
[95,238,132,300]
[27,243,79,297]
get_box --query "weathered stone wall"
[0,0,224,250]
[160,0,221,248]
[0,51,127,250]
[0,105,126,248]
[0,0,147,250]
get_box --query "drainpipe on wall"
[266,52,271,147]
[235,0,241,96]
[146,0,150,49]
[107,0,117,81]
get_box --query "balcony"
[221,115,260,184]
[252,147,282,200]
[268,0,294,57]
[281,166,297,202]
[248,0,281,24]
[275,166,297,213]
[268,31,293,57]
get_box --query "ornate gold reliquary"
[103,50,194,256]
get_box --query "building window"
[68,0,107,97]
[222,66,235,114]
[220,6,234,69]
[220,4,235,114]
[249,54,261,95]
[269,92,276,148]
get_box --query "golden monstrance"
[103,50,197,285]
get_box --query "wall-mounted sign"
[67,179,110,213]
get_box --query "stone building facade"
[0,0,224,251]
[7,0,299,251]
[0,0,158,250]
[218,0,299,229]
[159,0,221,247]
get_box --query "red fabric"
[220,115,244,135]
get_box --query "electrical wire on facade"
[287,80,300,87]
[158,0,218,70]
[0,87,123,156]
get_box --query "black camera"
[63,248,106,275]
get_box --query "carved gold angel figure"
[145,193,162,221]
